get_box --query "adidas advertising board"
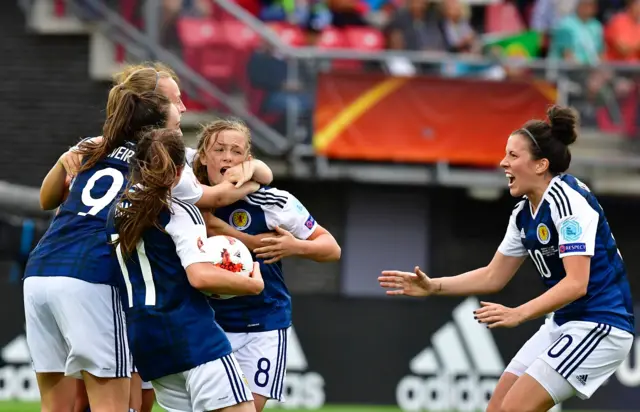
[0,332,38,401]
[396,298,504,411]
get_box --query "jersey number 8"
[78,168,125,217]
[528,249,551,278]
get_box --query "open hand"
[254,226,300,264]
[378,266,436,297]
[474,301,525,329]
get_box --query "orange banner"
[313,73,556,167]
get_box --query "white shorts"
[227,328,289,401]
[151,354,253,412]
[24,276,130,379]
[505,316,633,402]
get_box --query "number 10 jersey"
[498,174,634,335]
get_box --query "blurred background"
[1,0,640,411]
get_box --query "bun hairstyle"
[515,105,579,175]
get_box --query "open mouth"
[506,172,515,187]
[220,167,229,175]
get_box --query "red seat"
[268,22,307,47]
[344,26,384,51]
[177,18,237,108]
[317,27,364,71]
[485,3,525,35]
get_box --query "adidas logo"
[520,228,526,238]
[0,332,40,401]
[265,326,325,410]
[396,297,504,412]
[576,374,588,385]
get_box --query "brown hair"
[192,118,252,185]
[514,105,579,175]
[113,62,179,86]
[75,68,173,173]
[114,128,186,255]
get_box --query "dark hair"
[75,69,173,173]
[515,105,579,175]
[113,128,186,255]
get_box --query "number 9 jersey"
[24,140,204,285]
[24,140,136,284]
[498,174,634,334]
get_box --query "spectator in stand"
[549,0,603,66]
[597,0,626,23]
[246,42,314,138]
[604,0,640,62]
[440,0,479,54]
[530,0,578,33]
[386,0,447,52]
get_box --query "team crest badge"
[230,209,251,230]
[197,237,205,252]
[536,223,551,245]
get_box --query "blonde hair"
[113,62,179,87]
[192,118,252,185]
[76,68,172,173]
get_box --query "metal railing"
[68,0,291,156]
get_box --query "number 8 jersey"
[25,140,203,285]
[498,174,635,335]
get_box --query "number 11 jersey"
[498,174,634,334]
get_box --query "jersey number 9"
[78,168,125,217]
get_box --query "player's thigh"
[486,372,519,412]
[35,372,76,412]
[231,328,288,402]
[536,321,633,401]
[23,277,68,374]
[152,354,253,412]
[488,318,558,411]
[130,372,143,412]
[82,371,130,412]
[141,387,156,412]
[501,367,557,412]
[47,278,130,380]
[73,378,90,412]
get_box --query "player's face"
[164,104,182,134]
[157,77,186,114]
[500,133,541,197]
[204,130,249,184]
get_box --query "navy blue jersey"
[211,186,318,333]
[24,140,135,285]
[107,197,231,381]
[498,174,634,334]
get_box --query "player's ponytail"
[192,118,252,185]
[114,128,185,255]
[514,105,579,175]
[75,69,172,173]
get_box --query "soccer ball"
[199,235,254,300]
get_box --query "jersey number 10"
[528,249,551,278]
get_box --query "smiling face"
[500,133,549,198]
[200,129,250,185]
